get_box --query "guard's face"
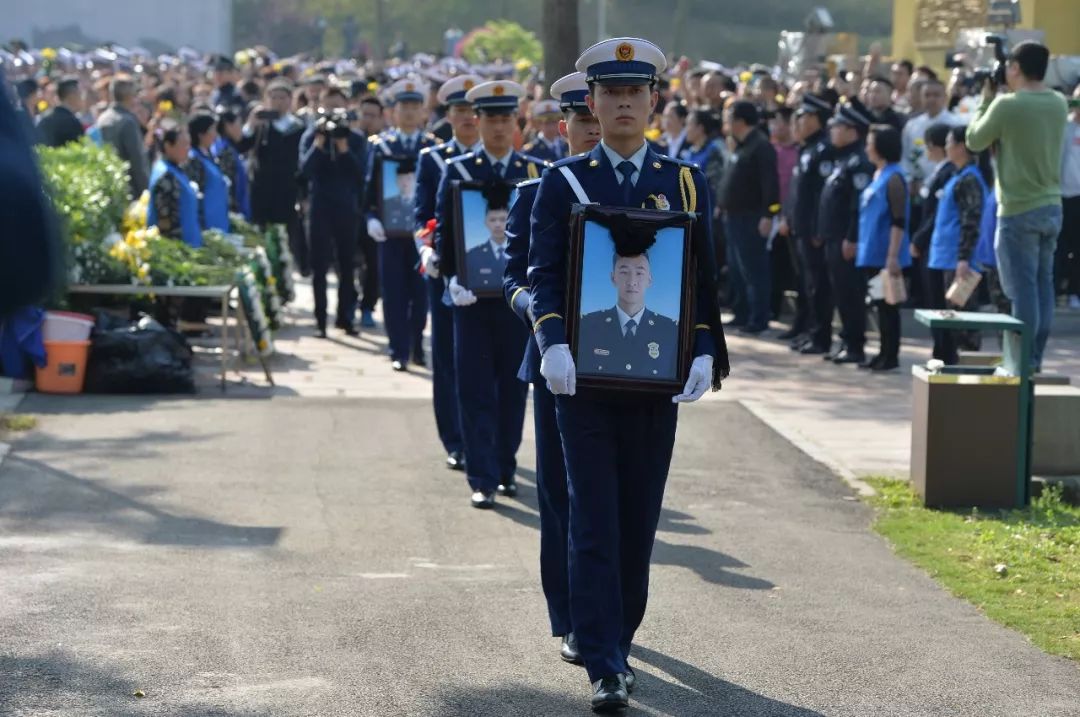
[394,99,423,128]
[611,254,652,305]
[561,112,601,154]
[447,103,478,137]
[829,122,856,149]
[485,209,509,243]
[537,116,560,138]
[478,111,516,151]
[587,84,657,141]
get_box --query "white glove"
[540,344,576,396]
[448,276,477,307]
[367,217,387,242]
[673,355,713,404]
[419,246,440,278]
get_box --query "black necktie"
[617,160,636,206]
[495,246,505,262]
[493,161,504,179]
[624,318,637,338]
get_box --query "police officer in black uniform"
[790,93,837,354]
[818,99,874,365]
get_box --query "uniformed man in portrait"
[381,163,417,234]
[577,251,678,380]
[464,192,511,291]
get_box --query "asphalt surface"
[1,395,1078,716]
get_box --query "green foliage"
[461,20,542,66]
[867,478,1080,661]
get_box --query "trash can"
[910,310,1032,509]
[36,340,91,394]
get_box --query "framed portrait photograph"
[376,155,418,239]
[451,180,520,298]
[566,205,695,393]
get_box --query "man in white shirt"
[902,79,959,188]
[1059,86,1080,307]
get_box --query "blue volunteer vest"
[212,137,251,220]
[148,160,203,248]
[189,148,230,231]
[857,162,911,269]
[929,164,989,271]
[974,192,998,270]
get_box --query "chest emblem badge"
[648,342,660,359]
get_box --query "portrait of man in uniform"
[455,181,516,296]
[575,220,685,381]
[380,158,417,236]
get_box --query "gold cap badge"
[616,43,635,62]
[493,84,505,96]
[463,79,475,90]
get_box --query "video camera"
[946,34,1009,91]
[315,107,357,140]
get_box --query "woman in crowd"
[925,125,993,363]
[147,121,202,247]
[184,111,231,232]
[212,108,252,219]
[857,124,911,372]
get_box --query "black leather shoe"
[832,349,867,365]
[560,633,583,665]
[871,358,900,372]
[799,343,828,355]
[412,353,427,368]
[738,324,767,336]
[470,490,495,509]
[391,359,407,372]
[858,354,883,370]
[790,337,810,352]
[497,478,518,498]
[590,675,628,713]
[315,327,328,339]
[446,451,465,471]
[342,326,359,337]
[623,666,636,694]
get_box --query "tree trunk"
[542,0,580,87]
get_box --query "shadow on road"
[631,645,825,716]
[0,654,273,717]
[0,455,282,548]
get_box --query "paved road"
[2,395,1077,716]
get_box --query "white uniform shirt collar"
[489,239,507,255]
[398,129,421,144]
[615,305,646,334]
[483,147,513,167]
[601,140,648,183]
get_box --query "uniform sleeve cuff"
[693,330,716,359]
[533,315,566,355]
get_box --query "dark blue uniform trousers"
[453,299,529,494]
[532,379,572,637]
[427,276,463,455]
[555,395,679,682]
[378,238,427,363]
[826,240,867,353]
[309,201,358,330]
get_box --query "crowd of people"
[4,33,1079,712]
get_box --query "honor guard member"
[523,99,568,163]
[528,38,728,712]
[790,93,837,354]
[414,74,484,472]
[364,78,439,371]
[503,71,600,668]
[434,80,545,509]
[818,98,875,365]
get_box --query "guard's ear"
[586,93,597,114]
[558,118,569,139]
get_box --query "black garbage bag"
[84,313,195,394]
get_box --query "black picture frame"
[375,154,417,240]
[565,204,696,394]
[451,179,519,299]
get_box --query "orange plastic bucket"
[35,340,91,394]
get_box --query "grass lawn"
[866,478,1080,661]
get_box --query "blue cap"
[465,80,525,112]
[575,37,667,86]
[549,72,589,112]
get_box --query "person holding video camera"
[299,86,368,338]
[966,40,1069,372]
